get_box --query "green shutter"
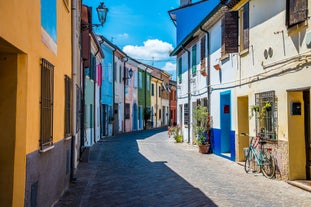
[192,45,197,75]
[178,58,182,84]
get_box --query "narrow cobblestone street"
[55,128,311,207]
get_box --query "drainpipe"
[156,80,158,128]
[70,0,78,182]
[123,57,129,133]
[199,26,211,114]
[112,49,116,135]
[182,45,191,143]
[144,69,147,129]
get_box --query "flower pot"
[198,143,210,154]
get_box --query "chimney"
[180,0,192,7]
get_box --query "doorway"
[303,90,311,180]
[220,92,231,157]
[237,96,249,162]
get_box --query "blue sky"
[82,0,182,80]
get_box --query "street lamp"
[123,68,133,80]
[82,2,108,31]
[96,2,108,26]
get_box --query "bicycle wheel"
[244,148,252,173]
[261,149,275,178]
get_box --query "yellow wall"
[0,1,72,205]
[288,91,306,180]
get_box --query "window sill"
[287,20,308,35]
[39,145,55,153]
[220,54,229,62]
[64,136,72,141]
[239,48,249,57]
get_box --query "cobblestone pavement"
[55,128,311,207]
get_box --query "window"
[65,75,72,137]
[159,86,161,97]
[133,71,138,88]
[151,83,154,96]
[119,65,122,83]
[178,58,182,84]
[286,0,308,27]
[254,91,277,140]
[159,109,162,119]
[184,103,189,125]
[139,71,142,88]
[146,74,150,91]
[40,58,54,150]
[41,0,57,42]
[221,11,238,57]
[239,3,249,52]
[192,44,197,76]
[125,103,130,119]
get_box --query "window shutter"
[200,36,206,71]
[222,11,238,54]
[243,3,249,50]
[287,0,307,26]
[192,45,197,75]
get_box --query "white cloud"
[162,62,176,72]
[118,33,129,39]
[123,39,173,61]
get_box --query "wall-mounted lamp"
[82,2,108,31]
[123,68,133,80]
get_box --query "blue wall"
[101,45,113,107]
[211,128,236,161]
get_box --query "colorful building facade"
[0,0,74,206]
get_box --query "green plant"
[249,105,260,119]
[168,125,183,143]
[192,105,211,145]
[249,102,272,120]
[174,134,183,143]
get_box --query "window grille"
[255,91,277,140]
[184,103,189,125]
[65,75,72,137]
[40,58,54,149]
[125,103,130,119]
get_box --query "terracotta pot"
[198,143,210,154]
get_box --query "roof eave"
[170,3,226,57]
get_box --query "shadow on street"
[55,128,217,207]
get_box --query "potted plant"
[192,105,211,154]
[168,125,183,143]
[249,105,260,119]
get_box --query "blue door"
[220,92,231,154]
[139,106,143,129]
[133,103,138,131]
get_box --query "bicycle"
[241,132,275,179]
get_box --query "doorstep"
[287,180,311,192]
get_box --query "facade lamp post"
[81,2,108,30]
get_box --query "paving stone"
[54,128,311,207]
